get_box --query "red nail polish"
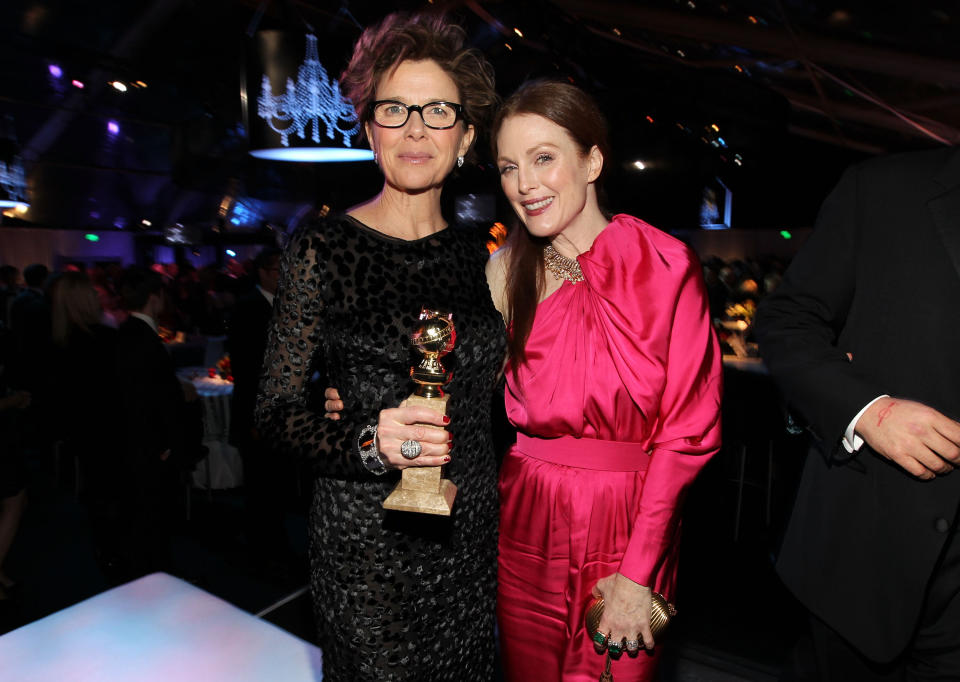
[443,455,451,463]
[442,415,450,424]
[448,432,453,441]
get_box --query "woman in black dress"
[255,12,503,681]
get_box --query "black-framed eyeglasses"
[371,100,465,130]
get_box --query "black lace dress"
[256,214,505,682]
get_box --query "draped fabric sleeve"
[254,223,370,479]
[617,255,723,587]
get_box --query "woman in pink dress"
[486,81,722,681]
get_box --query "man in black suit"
[113,266,191,580]
[229,248,281,448]
[227,248,288,565]
[756,146,960,680]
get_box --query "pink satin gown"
[497,214,723,682]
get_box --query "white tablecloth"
[0,573,323,681]
[178,368,243,489]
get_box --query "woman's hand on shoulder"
[592,572,655,651]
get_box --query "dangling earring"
[457,155,464,168]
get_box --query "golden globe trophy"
[382,308,458,515]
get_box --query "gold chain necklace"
[543,244,584,283]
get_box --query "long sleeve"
[618,259,723,587]
[254,225,371,479]
[755,164,884,458]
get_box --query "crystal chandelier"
[0,115,29,209]
[248,33,373,163]
[0,159,28,209]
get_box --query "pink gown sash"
[516,433,651,472]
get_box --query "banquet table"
[178,367,243,489]
[0,572,323,681]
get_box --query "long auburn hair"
[491,81,612,369]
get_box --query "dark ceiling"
[1,0,957,236]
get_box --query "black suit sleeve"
[115,321,189,465]
[755,164,885,460]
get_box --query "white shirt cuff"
[842,395,889,453]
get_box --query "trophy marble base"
[382,393,457,516]
[382,475,457,516]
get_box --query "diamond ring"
[400,439,423,459]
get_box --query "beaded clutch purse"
[584,593,677,642]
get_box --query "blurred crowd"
[702,255,787,356]
[0,251,283,610]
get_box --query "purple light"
[107,120,120,135]
[48,64,63,78]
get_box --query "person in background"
[88,265,123,328]
[113,266,195,581]
[486,81,722,681]
[197,265,232,336]
[255,11,503,681]
[0,265,19,330]
[49,271,124,580]
[756,146,960,680]
[0,263,28,606]
[6,263,54,508]
[8,263,52,404]
[0,386,30,603]
[227,247,289,570]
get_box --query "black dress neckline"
[342,213,452,245]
